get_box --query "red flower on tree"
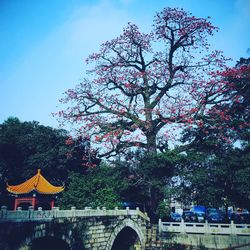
[57,7,234,158]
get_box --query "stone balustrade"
[0,205,149,222]
[158,218,250,236]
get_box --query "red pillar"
[32,197,36,208]
[14,198,18,211]
[50,200,55,209]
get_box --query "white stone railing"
[158,219,250,236]
[0,206,149,222]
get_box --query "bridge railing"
[0,206,149,222]
[158,219,250,236]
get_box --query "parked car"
[207,212,225,223]
[191,205,206,213]
[206,208,217,215]
[182,211,196,222]
[196,212,206,223]
[170,212,182,222]
[121,201,144,211]
[230,212,250,224]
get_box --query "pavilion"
[6,169,64,210]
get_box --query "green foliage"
[0,117,68,207]
[0,117,100,208]
[173,145,250,210]
[91,187,121,209]
[178,55,250,208]
[113,151,178,219]
[0,117,68,185]
[156,200,171,219]
[59,165,125,209]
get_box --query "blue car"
[170,212,182,222]
[207,212,225,223]
[182,211,196,222]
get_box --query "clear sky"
[1,0,250,128]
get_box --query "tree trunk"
[225,204,229,223]
[146,132,157,154]
[147,185,162,223]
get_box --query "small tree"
[57,7,230,158]
[156,200,171,220]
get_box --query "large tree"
[0,117,68,185]
[58,7,230,158]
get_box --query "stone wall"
[160,233,250,249]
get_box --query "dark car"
[170,212,182,222]
[195,212,206,223]
[121,201,144,211]
[206,208,217,215]
[230,213,250,224]
[207,212,225,223]
[182,211,196,222]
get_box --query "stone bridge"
[0,206,150,250]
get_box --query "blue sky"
[1,0,250,128]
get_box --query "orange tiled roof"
[7,169,64,195]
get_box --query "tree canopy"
[182,57,250,151]
[59,165,126,209]
[0,117,68,185]
[0,117,100,207]
[57,7,232,158]
[176,56,250,209]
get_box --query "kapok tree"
[182,57,250,152]
[57,7,230,158]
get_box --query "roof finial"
[37,169,41,174]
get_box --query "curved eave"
[36,187,64,195]
[7,186,64,195]
[6,186,32,195]
[6,169,64,195]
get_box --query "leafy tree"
[59,154,176,217]
[0,117,67,206]
[113,151,178,219]
[173,146,250,212]
[0,117,100,207]
[59,165,126,209]
[177,58,250,210]
[0,117,68,184]
[213,148,250,210]
[226,57,250,145]
[65,135,101,171]
[92,188,121,209]
[57,7,230,158]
